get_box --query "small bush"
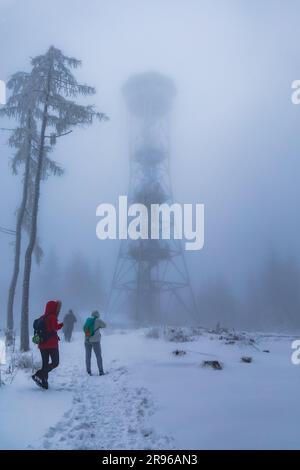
[145,327,161,339]
[164,327,193,343]
[241,356,253,363]
[209,322,229,335]
[14,352,40,370]
[172,349,187,356]
[202,360,223,370]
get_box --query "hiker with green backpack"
[83,310,106,376]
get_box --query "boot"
[41,378,49,390]
[32,373,43,388]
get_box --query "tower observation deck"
[107,72,198,325]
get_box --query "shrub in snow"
[0,365,6,387]
[15,352,40,370]
[202,360,223,370]
[145,326,202,342]
[241,356,253,363]
[189,326,204,338]
[142,428,153,438]
[164,327,194,343]
[209,322,229,335]
[220,330,257,348]
[172,349,187,356]
[145,327,161,339]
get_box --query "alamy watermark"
[96,196,204,251]
[0,80,6,105]
[291,340,300,365]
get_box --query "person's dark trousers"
[37,348,59,380]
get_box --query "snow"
[0,328,299,450]
[0,371,72,450]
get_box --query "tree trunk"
[6,116,32,345]
[20,108,48,351]
[20,50,55,351]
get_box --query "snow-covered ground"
[0,328,299,450]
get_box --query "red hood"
[44,300,60,317]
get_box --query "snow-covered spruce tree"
[20,46,107,351]
[0,71,64,345]
[0,72,39,344]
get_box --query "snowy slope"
[0,328,299,450]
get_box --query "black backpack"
[32,316,55,345]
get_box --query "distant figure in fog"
[63,309,77,342]
[83,310,106,376]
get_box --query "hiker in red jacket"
[32,300,63,389]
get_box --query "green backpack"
[83,317,96,338]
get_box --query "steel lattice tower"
[107,72,198,325]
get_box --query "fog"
[1,0,300,332]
